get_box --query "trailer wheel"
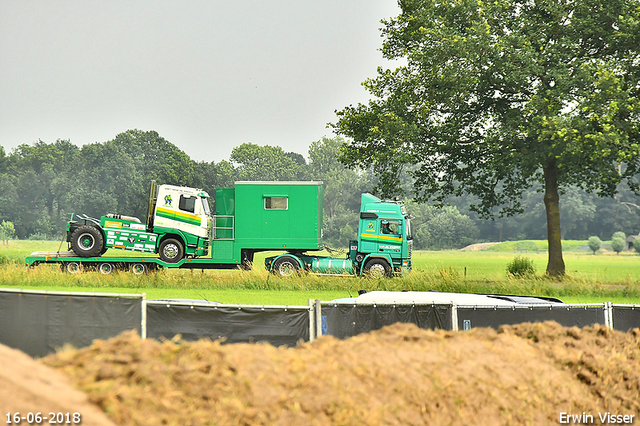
[272,256,301,277]
[65,262,83,274]
[98,263,114,274]
[70,225,104,257]
[363,259,391,279]
[159,238,184,263]
[131,263,147,275]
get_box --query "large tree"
[333,0,640,276]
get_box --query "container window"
[265,196,288,210]
[179,195,197,213]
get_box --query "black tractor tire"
[159,238,185,263]
[70,225,104,257]
[272,256,301,277]
[363,258,392,279]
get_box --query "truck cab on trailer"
[66,182,211,263]
[148,184,211,261]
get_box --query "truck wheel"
[363,259,391,279]
[159,238,184,263]
[70,225,104,257]
[272,256,300,277]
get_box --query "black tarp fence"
[455,304,608,331]
[320,302,612,338]
[320,303,454,338]
[145,301,311,347]
[3,287,639,359]
[0,288,143,357]
[611,304,640,332]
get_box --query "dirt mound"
[460,242,500,251]
[0,343,115,426]
[32,322,639,425]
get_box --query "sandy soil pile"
[0,344,116,426]
[459,242,500,251]
[4,321,640,425]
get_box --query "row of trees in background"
[588,232,640,255]
[1,130,639,248]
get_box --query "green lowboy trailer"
[25,181,413,278]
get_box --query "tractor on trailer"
[25,181,413,277]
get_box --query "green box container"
[211,181,323,262]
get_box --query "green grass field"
[1,240,639,305]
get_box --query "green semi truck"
[26,181,413,277]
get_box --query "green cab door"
[358,218,403,255]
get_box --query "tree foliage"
[611,237,626,254]
[333,0,640,276]
[587,236,602,254]
[231,143,307,181]
[0,220,15,246]
[307,136,374,247]
[405,202,479,249]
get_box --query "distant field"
[413,249,640,283]
[1,240,639,305]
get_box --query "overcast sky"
[0,1,401,163]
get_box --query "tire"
[65,262,83,274]
[98,263,113,274]
[363,259,391,279]
[131,263,147,275]
[272,256,301,277]
[159,238,184,263]
[240,250,254,271]
[70,225,104,257]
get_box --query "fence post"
[606,302,613,330]
[315,299,322,338]
[308,299,316,342]
[452,303,459,331]
[140,293,147,339]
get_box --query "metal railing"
[213,215,234,240]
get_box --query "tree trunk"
[543,161,565,277]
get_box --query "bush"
[634,238,640,254]
[611,237,626,254]
[587,236,601,254]
[506,256,536,277]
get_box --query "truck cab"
[67,182,211,263]
[350,193,413,277]
[148,184,211,261]
[265,192,413,278]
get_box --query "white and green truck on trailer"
[66,183,211,263]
